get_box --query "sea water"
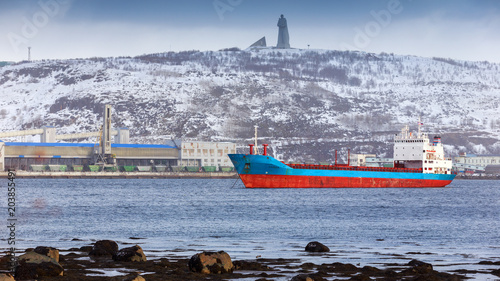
[2,178,500,279]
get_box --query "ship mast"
[418,117,422,137]
[254,125,259,155]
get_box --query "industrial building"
[0,141,179,172]
[349,153,377,167]
[180,141,236,172]
[365,157,394,168]
[0,140,235,172]
[0,105,235,173]
[452,153,500,175]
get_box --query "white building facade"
[453,153,500,174]
[180,141,236,169]
[349,153,376,166]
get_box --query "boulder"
[349,274,371,281]
[0,273,15,281]
[407,259,433,274]
[291,272,329,281]
[89,240,118,256]
[112,245,147,262]
[233,260,271,271]
[0,255,12,268]
[15,251,63,280]
[317,262,358,273]
[361,265,382,274]
[34,246,59,262]
[305,241,330,252]
[79,245,93,252]
[188,251,234,274]
[122,274,146,281]
[291,274,315,281]
[0,255,17,275]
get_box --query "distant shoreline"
[0,171,239,179]
[454,175,499,180]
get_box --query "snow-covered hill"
[1,48,499,162]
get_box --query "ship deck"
[286,163,423,173]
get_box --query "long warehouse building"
[0,141,236,172]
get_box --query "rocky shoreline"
[1,240,499,280]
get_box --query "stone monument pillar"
[276,14,290,49]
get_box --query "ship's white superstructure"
[393,123,453,174]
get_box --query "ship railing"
[286,163,423,173]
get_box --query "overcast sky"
[1,0,499,62]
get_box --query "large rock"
[15,251,63,280]
[233,260,271,271]
[79,245,93,252]
[0,255,13,270]
[121,274,146,281]
[0,273,15,281]
[407,259,433,274]
[403,259,463,280]
[290,274,315,281]
[34,246,59,262]
[305,241,330,252]
[188,251,234,274]
[291,274,326,281]
[112,245,147,262]
[89,240,119,257]
[317,262,358,273]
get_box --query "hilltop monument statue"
[276,14,290,49]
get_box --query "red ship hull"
[239,174,453,188]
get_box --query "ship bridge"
[393,124,452,174]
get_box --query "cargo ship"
[228,124,455,188]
